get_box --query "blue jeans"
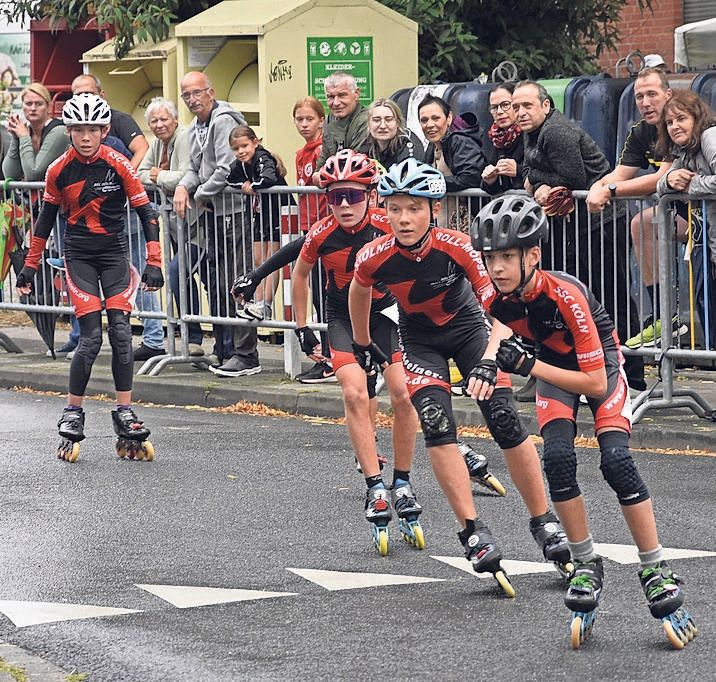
[126,211,164,349]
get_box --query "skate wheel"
[399,519,425,550]
[556,561,575,581]
[130,441,143,460]
[485,474,506,497]
[663,619,685,649]
[142,440,154,461]
[570,610,596,649]
[494,570,515,598]
[66,442,80,463]
[412,524,425,550]
[373,527,388,556]
[662,609,696,649]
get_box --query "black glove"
[141,265,164,289]
[352,340,388,373]
[467,359,498,388]
[496,335,536,377]
[294,326,320,356]
[15,265,36,290]
[232,271,257,301]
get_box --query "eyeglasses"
[180,88,210,102]
[489,100,512,113]
[326,188,368,206]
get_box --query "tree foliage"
[0,0,650,80]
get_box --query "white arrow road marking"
[594,543,716,565]
[431,556,557,577]
[0,601,141,628]
[135,584,297,609]
[286,568,445,591]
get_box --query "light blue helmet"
[378,158,446,199]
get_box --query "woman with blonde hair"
[359,97,424,172]
[2,82,68,181]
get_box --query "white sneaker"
[237,300,265,321]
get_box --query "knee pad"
[541,419,581,502]
[106,310,133,365]
[413,387,456,447]
[479,388,529,450]
[598,431,650,506]
[76,324,103,366]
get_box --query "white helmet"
[62,93,111,127]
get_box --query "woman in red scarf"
[481,83,524,194]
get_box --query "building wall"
[594,0,683,74]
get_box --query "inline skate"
[457,440,506,496]
[458,519,514,596]
[565,557,603,649]
[391,481,424,550]
[365,485,392,556]
[639,562,696,649]
[57,406,85,462]
[111,407,154,461]
[529,512,573,579]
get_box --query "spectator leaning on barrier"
[481,82,524,195]
[2,82,68,182]
[358,97,425,171]
[311,71,369,185]
[137,97,189,251]
[513,79,645,392]
[419,94,485,233]
[656,90,716,349]
[586,68,689,349]
[173,71,260,378]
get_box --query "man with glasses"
[513,80,645,393]
[173,71,260,377]
[311,72,369,185]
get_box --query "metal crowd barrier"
[1,180,714,423]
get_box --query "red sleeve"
[554,282,605,371]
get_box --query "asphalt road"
[0,389,714,681]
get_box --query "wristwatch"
[608,182,618,197]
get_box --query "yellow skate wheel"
[663,620,685,650]
[413,525,425,550]
[571,615,584,649]
[67,442,80,463]
[375,528,388,556]
[142,440,154,461]
[495,570,515,598]
[486,474,506,497]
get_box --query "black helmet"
[471,195,548,252]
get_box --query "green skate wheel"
[495,570,515,598]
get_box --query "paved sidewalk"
[1,322,715,453]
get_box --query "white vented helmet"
[62,93,112,126]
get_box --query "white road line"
[135,584,297,608]
[286,567,445,591]
[0,601,141,628]
[431,556,558,577]
[594,543,716,565]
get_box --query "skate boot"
[457,440,506,496]
[565,556,603,649]
[365,485,392,556]
[458,519,514,596]
[57,407,85,462]
[639,562,696,649]
[111,407,154,461]
[391,481,424,550]
[529,512,574,579]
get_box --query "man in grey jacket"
[514,80,645,392]
[174,71,260,377]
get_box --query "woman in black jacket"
[419,94,485,232]
[481,83,524,194]
[358,97,425,172]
